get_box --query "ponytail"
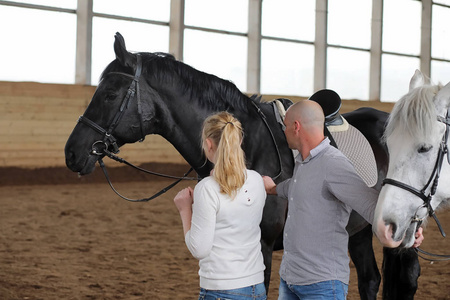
[202,112,247,198]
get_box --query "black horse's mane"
[101,52,252,113]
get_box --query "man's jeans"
[278,278,348,300]
[198,283,267,300]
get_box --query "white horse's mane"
[385,83,443,143]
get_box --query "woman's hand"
[174,187,194,212]
[174,187,194,235]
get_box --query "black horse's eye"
[104,93,117,102]
[418,145,432,153]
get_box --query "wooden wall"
[0,81,394,169]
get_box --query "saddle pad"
[328,118,378,187]
[272,100,299,158]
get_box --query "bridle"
[78,54,146,155]
[382,107,450,261]
[382,107,450,237]
[75,54,284,202]
[77,54,198,202]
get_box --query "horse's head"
[373,70,450,248]
[65,33,157,175]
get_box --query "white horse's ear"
[409,69,424,91]
[435,79,450,110]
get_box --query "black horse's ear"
[114,32,135,68]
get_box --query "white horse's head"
[373,70,450,248]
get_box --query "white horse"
[373,70,450,248]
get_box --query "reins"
[80,54,284,202]
[415,247,450,262]
[251,99,283,181]
[98,155,197,203]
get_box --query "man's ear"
[293,120,301,133]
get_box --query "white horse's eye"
[418,145,432,153]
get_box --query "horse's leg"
[348,224,381,300]
[382,247,420,300]
[260,239,275,293]
[260,195,287,294]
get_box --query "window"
[261,0,315,96]
[1,0,449,100]
[261,40,314,96]
[380,54,420,102]
[93,0,170,22]
[92,17,169,84]
[328,0,371,49]
[262,0,315,42]
[185,0,248,33]
[432,4,450,60]
[433,0,450,5]
[327,48,370,100]
[183,0,248,91]
[6,0,76,9]
[0,6,76,83]
[383,0,421,56]
[431,60,450,85]
[184,29,247,91]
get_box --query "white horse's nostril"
[375,221,402,248]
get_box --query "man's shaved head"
[286,100,325,131]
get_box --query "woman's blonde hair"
[202,111,247,198]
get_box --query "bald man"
[263,100,423,300]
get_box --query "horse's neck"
[239,103,294,180]
[160,115,208,174]
[142,75,291,178]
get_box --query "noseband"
[78,54,145,155]
[382,107,450,237]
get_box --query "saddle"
[271,98,299,158]
[310,89,378,188]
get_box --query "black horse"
[65,33,419,299]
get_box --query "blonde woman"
[174,111,267,300]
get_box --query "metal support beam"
[421,0,432,77]
[169,0,185,61]
[369,0,383,101]
[75,0,93,85]
[247,0,262,94]
[314,0,327,92]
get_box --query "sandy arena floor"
[0,165,449,299]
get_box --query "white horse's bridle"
[382,107,450,237]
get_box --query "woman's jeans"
[278,278,348,300]
[198,283,267,300]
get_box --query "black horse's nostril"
[65,151,74,167]
[64,146,78,169]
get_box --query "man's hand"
[262,176,277,195]
[413,227,424,248]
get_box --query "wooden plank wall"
[0,81,188,169]
[0,81,394,169]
